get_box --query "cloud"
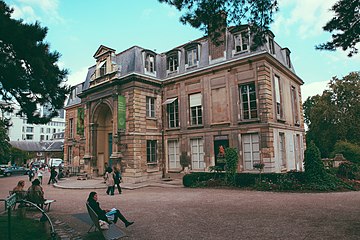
[66,67,89,87]
[10,0,63,24]
[274,0,336,38]
[301,80,329,102]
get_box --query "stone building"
[64,25,305,183]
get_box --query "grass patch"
[0,215,48,240]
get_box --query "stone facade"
[64,26,305,183]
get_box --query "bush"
[304,141,328,182]
[183,172,224,187]
[333,141,360,163]
[337,162,359,180]
[225,148,238,185]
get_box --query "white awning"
[96,61,106,69]
[162,97,177,105]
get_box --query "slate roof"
[10,141,63,152]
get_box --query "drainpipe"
[161,84,166,178]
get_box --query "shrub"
[183,172,224,187]
[333,141,360,163]
[225,148,238,185]
[337,162,359,180]
[304,141,328,182]
[180,152,191,170]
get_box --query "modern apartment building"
[64,25,305,183]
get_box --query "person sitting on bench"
[27,179,46,208]
[87,191,134,228]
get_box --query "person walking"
[28,168,35,182]
[37,168,44,184]
[48,167,58,184]
[104,167,115,195]
[113,166,122,194]
[87,192,134,227]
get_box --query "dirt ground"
[1,174,360,240]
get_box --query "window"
[41,128,44,133]
[40,135,44,141]
[168,140,180,169]
[166,98,179,128]
[234,30,249,53]
[68,146,73,165]
[46,135,49,140]
[240,82,258,120]
[279,133,286,168]
[26,134,33,140]
[274,75,282,119]
[69,118,74,138]
[99,60,107,76]
[243,133,260,170]
[146,140,157,163]
[145,54,155,73]
[146,97,155,118]
[46,128,51,133]
[189,93,202,125]
[191,138,204,169]
[269,37,275,55]
[53,128,56,133]
[186,48,198,67]
[285,49,291,68]
[167,54,178,73]
[291,86,299,125]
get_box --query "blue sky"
[5,0,360,101]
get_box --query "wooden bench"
[10,191,56,212]
[86,203,126,240]
[43,199,56,211]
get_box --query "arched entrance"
[93,103,113,175]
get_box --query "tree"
[0,1,69,124]
[158,0,278,48]
[0,119,11,163]
[316,0,360,57]
[304,72,360,157]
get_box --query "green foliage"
[225,148,238,184]
[337,162,360,180]
[304,72,360,157]
[158,0,278,49]
[333,141,360,163]
[180,152,191,170]
[304,141,327,182]
[0,119,11,162]
[316,0,359,57]
[9,147,31,165]
[0,1,69,124]
[183,172,225,187]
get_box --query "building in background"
[4,105,65,142]
[64,25,305,183]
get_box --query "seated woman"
[12,180,27,207]
[87,191,134,228]
[27,179,45,208]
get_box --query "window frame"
[291,86,300,125]
[145,53,156,74]
[234,30,250,53]
[239,82,258,120]
[242,133,260,170]
[146,140,157,163]
[167,98,179,128]
[146,97,156,118]
[166,53,179,73]
[186,47,198,68]
[99,61,107,77]
[168,140,180,169]
[69,118,74,139]
[189,93,203,126]
[279,132,286,169]
[273,75,283,120]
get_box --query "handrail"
[19,200,57,240]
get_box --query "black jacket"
[87,199,108,222]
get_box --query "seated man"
[27,179,45,208]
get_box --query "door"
[214,136,229,169]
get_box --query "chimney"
[208,11,227,62]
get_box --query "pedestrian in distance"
[104,167,115,195]
[113,166,122,194]
[48,167,58,184]
[37,168,44,184]
[28,168,35,182]
[87,192,134,227]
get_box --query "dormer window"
[145,54,155,74]
[167,54,178,73]
[234,30,249,53]
[98,60,106,76]
[186,48,198,67]
[286,51,291,68]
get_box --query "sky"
[5,0,360,102]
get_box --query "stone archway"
[93,103,113,176]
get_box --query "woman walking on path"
[113,166,122,194]
[104,167,115,195]
[48,167,58,184]
[87,192,134,227]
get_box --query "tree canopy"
[0,119,10,162]
[0,1,69,124]
[316,0,360,57]
[158,0,278,48]
[303,72,360,157]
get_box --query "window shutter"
[189,93,201,107]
